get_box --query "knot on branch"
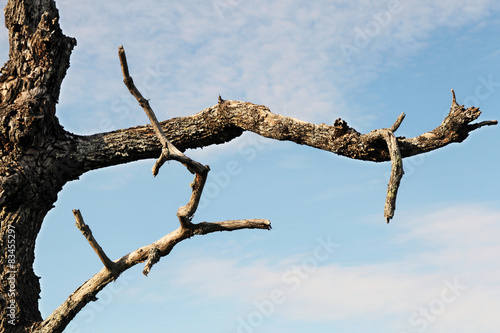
[333,118,349,138]
[143,247,161,276]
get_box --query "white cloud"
[3,1,500,131]
[138,204,500,331]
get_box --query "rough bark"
[70,94,496,177]
[0,0,75,331]
[0,0,497,332]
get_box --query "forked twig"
[118,46,207,176]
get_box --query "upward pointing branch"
[118,46,207,176]
[73,209,119,279]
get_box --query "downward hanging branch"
[366,113,406,223]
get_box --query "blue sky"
[2,0,500,332]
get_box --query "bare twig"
[42,218,271,332]
[118,45,210,231]
[194,219,272,235]
[468,120,498,130]
[177,170,209,228]
[451,89,459,107]
[118,46,207,176]
[73,209,119,278]
[389,112,406,132]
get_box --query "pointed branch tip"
[389,112,406,132]
[451,89,458,107]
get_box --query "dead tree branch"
[73,209,119,278]
[118,46,207,176]
[73,91,497,178]
[366,113,405,222]
[40,219,270,332]
[118,46,210,230]
[364,113,405,223]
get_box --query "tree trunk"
[0,0,75,331]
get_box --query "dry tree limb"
[177,170,209,228]
[366,113,405,223]
[118,45,207,176]
[37,85,496,333]
[76,91,497,173]
[381,130,403,223]
[73,209,119,278]
[40,218,271,332]
[194,219,273,234]
[118,46,210,229]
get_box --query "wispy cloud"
[46,0,500,135]
[132,204,500,331]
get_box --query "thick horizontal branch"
[71,92,496,178]
[39,218,270,332]
[71,106,243,175]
